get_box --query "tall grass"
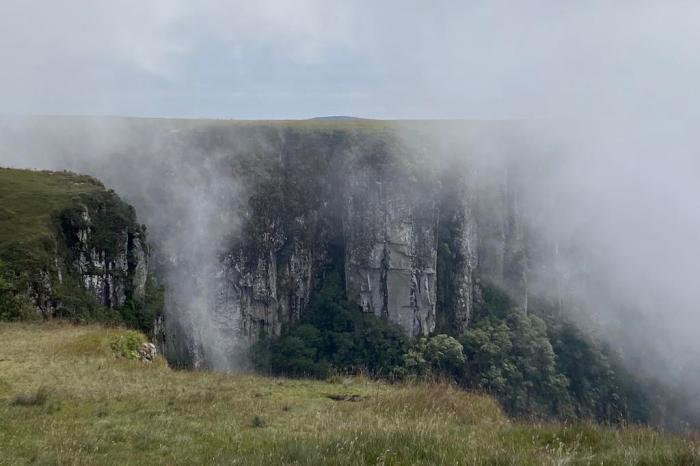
[0,322,698,465]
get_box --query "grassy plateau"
[0,168,106,252]
[0,324,698,465]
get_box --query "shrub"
[403,334,465,379]
[0,260,37,321]
[110,331,147,360]
[53,276,117,324]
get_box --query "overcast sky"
[1,0,699,119]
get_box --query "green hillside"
[0,168,158,328]
[0,168,105,253]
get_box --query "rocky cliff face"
[343,150,440,336]
[436,166,479,334]
[58,200,148,310]
[183,126,530,359]
[0,169,150,322]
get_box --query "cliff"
[0,118,530,367]
[165,123,530,364]
[0,168,151,324]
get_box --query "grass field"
[0,324,698,465]
[0,168,106,252]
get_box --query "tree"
[461,309,571,418]
[404,334,466,379]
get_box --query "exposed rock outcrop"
[343,157,439,336]
[0,170,150,321]
[138,342,157,363]
[59,197,148,311]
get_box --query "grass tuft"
[11,386,51,407]
[251,415,266,428]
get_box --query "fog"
[509,120,700,380]
[1,0,700,418]
[395,120,700,427]
[0,117,253,370]
[3,117,699,392]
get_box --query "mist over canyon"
[5,2,700,463]
[2,116,700,423]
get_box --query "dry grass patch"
[0,322,699,465]
[371,381,506,426]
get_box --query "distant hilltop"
[308,115,366,120]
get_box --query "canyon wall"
[0,119,529,368]
[174,125,530,368]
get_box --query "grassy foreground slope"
[0,324,698,465]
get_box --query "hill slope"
[0,168,156,329]
[0,323,697,465]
